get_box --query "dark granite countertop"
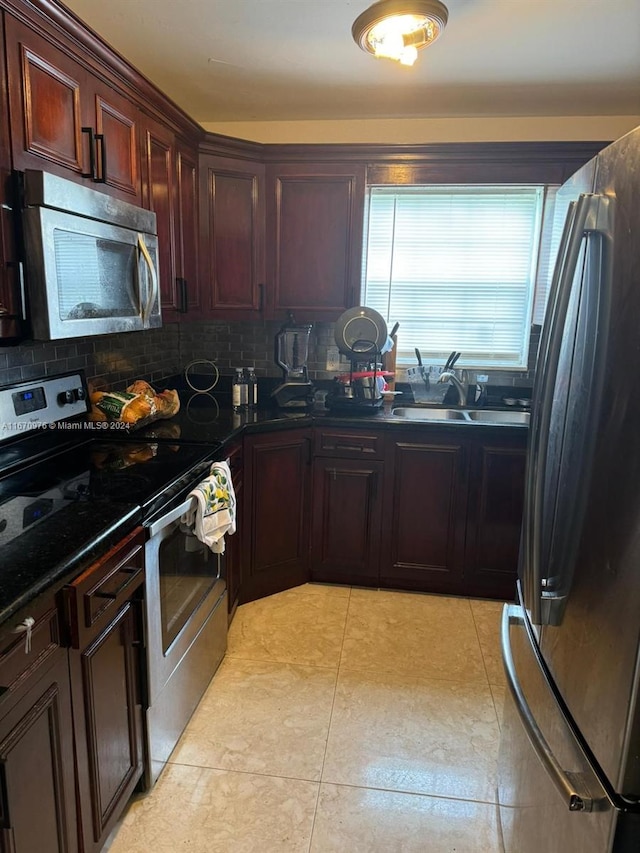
[0,501,141,637]
[0,383,528,636]
[133,385,530,446]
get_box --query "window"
[361,185,551,370]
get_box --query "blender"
[271,315,315,408]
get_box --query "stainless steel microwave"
[21,170,161,340]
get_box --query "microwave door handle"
[137,235,158,325]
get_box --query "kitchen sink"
[391,407,469,421]
[466,410,530,425]
[391,406,530,426]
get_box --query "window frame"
[360,183,549,370]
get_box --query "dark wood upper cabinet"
[141,115,177,316]
[199,153,265,318]
[175,142,200,314]
[94,90,139,198]
[266,162,366,321]
[6,16,85,174]
[0,13,24,344]
[5,15,142,202]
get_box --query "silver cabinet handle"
[138,234,158,325]
[501,605,596,813]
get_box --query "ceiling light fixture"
[352,0,448,66]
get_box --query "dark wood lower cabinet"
[226,442,244,621]
[237,423,526,603]
[0,647,78,853]
[310,457,384,586]
[66,529,146,853]
[463,434,527,600]
[241,428,312,602]
[381,430,469,593]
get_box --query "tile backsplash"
[0,320,537,390]
[0,325,181,390]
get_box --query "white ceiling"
[61,0,640,125]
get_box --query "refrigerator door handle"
[501,605,597,813]
[530,193,612,625]
[522,200,577,620]
[541,195,614,624]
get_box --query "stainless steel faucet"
[438,371,467,405]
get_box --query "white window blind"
[361,185,546,369]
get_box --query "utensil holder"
[406,365,457,404]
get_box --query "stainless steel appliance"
[19,170,161,339]
[0,372,227,790]
[144,487,227,786]
[497,126,640,852]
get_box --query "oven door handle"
[147,496,195,538]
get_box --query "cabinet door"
[141,117,177,316]
[5,16,140,203]
[175,142,200,313]
[464,434,527,600]
[381,431,468,593]
[225,442,244,620]
[266,163,365,320]
[69,601,144,853]
[199,153,265,318]
[66,528,145,853]
[93,86,141,200]
[6,16,87,176]
[242,429,311,602]
[0,649,78,853]
[311,457,383,586]
[0,15,24,344]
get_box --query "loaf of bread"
[87,381,180,426]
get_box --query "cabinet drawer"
[0,608,60,698]
[66,527,145,649]
[314,428,384,459]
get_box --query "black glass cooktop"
[0,438,219,552]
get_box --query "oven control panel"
[0,373,89,439]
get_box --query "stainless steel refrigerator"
[498,125,640,853]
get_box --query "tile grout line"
[306,584,353,852]
[469,599,504,728]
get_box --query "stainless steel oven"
[144,491,227,786]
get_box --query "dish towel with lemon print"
[181,461,236,554]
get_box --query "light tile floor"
[107,584,506,853]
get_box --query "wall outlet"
[325,345,341,372]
